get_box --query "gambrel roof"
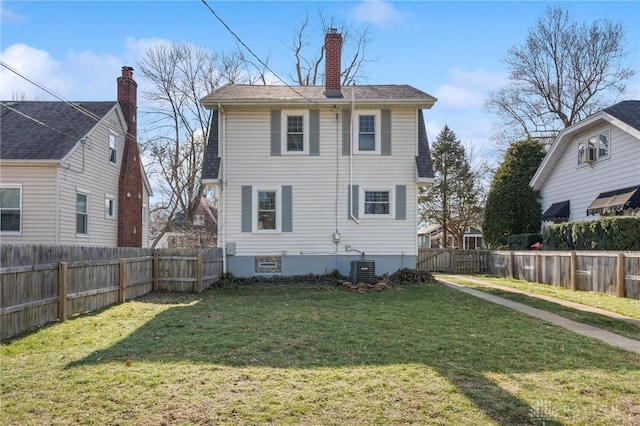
[0,101,119,160]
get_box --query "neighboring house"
[418,224,483,249]
[531,100,640,227]
[153,198,218,249]
[0,67,153,247]
[201,29,436,277]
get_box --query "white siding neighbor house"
[530,100,640,227]
[0,67,153,247]
[201,30,436,277]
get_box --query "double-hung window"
[364,190,390,215]
[76,191,89,235]
[109,133,117,164]
[355,111,381,154]
[282,110,309,154]
[0,185,22,233]
[257,190,278,231]
[578,128,610,165]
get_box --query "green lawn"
[2,283,639,425]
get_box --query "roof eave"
[202,98,436,109]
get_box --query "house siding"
[57,108,126,246]
[220,108,419,275]
[540,124,640,222]
[0,164,58,244]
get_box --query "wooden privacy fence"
[417,249,489,274]
[487,251,640,300]
[1,245,223,339]
[417,248,640,300]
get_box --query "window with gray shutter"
[282,185,292,232]
[381,109,391,155]
[241,186,252,232]
[395,185,406,220]
[309,110,319,156]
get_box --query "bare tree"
[138,42,235,247]
[288,10,372,86]
[486,6,635,143]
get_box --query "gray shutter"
[395,185,406,220]
[348,184,359,220]
[381,109,391,156]
[241,186,252,232]
[309,110,319,156]
[270,110,281,156]
[282,185,292,232]
[342,110,351,155]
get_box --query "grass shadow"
[62,284,639,425]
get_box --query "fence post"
[153,251,159,292]
[509,252,515,279]
[196,252,203,293]
[58,262,68,321]
[535,252,541,283]
[451,249,457,274]
[617,252,625,298]
[570,251,577,291]
[119,258,127,303]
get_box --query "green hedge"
[543,217,640,250]
[506,233,542,250]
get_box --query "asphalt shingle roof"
[202,84,436,105]
[1,101,117,160]
[201,111,220,181]
[604,100,640,131]
[416,109,434,180]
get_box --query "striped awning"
[587,186,640,216]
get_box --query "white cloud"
[351,0,406,28]
[0,44,70,100]
[1,2,26,25]
[433,67,506,110]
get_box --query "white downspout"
[218,102,227,274]
[349,87,360,224]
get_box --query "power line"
[1,60,105,123]
[1,101,81,141]
[199,0,322,106]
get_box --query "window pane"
[1,211,20,231]
[258,192,276,210]
[598,133,609,158]
[359,115,375,133]
[0,188,20,208]
[109,134,117,163]
[577,141,586,163]
[76,213,87,234]
[76,194,87,213]
[287,116,303,133]
[287,134,304,151]
[359,134,376,151]
[258,211,276,230]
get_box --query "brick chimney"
[324,28,343,98]
[117,66,143,247]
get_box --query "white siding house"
[530,100,640,226]
[201,30,436,277]
[0,67,153,247]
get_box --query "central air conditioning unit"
[350,260,376,284]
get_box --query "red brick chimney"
[324,28,343,98]
[117,66,143,247]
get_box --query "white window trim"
[109,132,118,165]
[360,186,395,218]
[577,127,610,166]
[104,194,116,220]
[253,186,281,233]
[76,189,90,237]
[354,110,381,155]
[0,183,22,235]
[281,110,309,155]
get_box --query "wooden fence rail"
[1,246,223,339]
[417,248,640,301]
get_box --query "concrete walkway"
[435,275,640,355]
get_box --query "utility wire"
[199,0,323,106]
[1,60,108,123]
[1,101,81,141]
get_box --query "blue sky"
[2,0,639,163]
